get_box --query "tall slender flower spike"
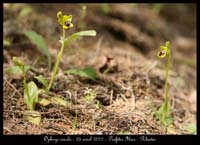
[47,11,96,92]
[48,11,74,91]
[155,41,172,125]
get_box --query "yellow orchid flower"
[57,11,73,29]
[157,42,170,59]
[157,50,167,58]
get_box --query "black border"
[1,135,199,144]
[1,1,199,145]
[2,0,199,3]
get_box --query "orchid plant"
[47,11,96,91]
[155,41,173,125]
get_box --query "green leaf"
[18,6,32,19]
[24,81,39,110]
[175,76,185,87]
[166,124,178,134]
[7,65,30,75]
[64,30,96,45]
[34,75,48,89]
[101,4,111,14]
[3,37,12,46]
[117,131,132,135]
[155,102,173,126]
[65,67,97,80]
[37,98,51,107]
[153,4,162,14]
[183,123,196,134]
[7,65,23,76]
[84,89,96,103]
[51,97,69,107]
[96,100,102,109]
[24,30,51,70]
[74,30,96,36]
[25,110,41,125]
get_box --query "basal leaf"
[7,65,30,77]
[65,67,97,80]
[34,75,48,89]
[37,98,51,107]
[7,65,23,76]
[24,81,39,110]
[155,102,172,126]
[24,30,51,70]
[51,97,69,107]
[183,123,196,134]
[25,110,41,125]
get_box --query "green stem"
[22,66,28,98]
[23,65,32,110]
[162,52,171,123]
[164,53,171,104]
[63,27,65,38]
[47,28,65,91]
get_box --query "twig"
[110,89,113,105]
[4,78,23,98]
[3,126,12,134]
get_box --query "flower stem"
[23,66,29,97]
[162,50,171,123]
[22,65,32,110]
[47,28,65,91]
[164,53,170,103]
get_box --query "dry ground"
[3,3,196,134]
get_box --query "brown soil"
[3,3,196,134]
